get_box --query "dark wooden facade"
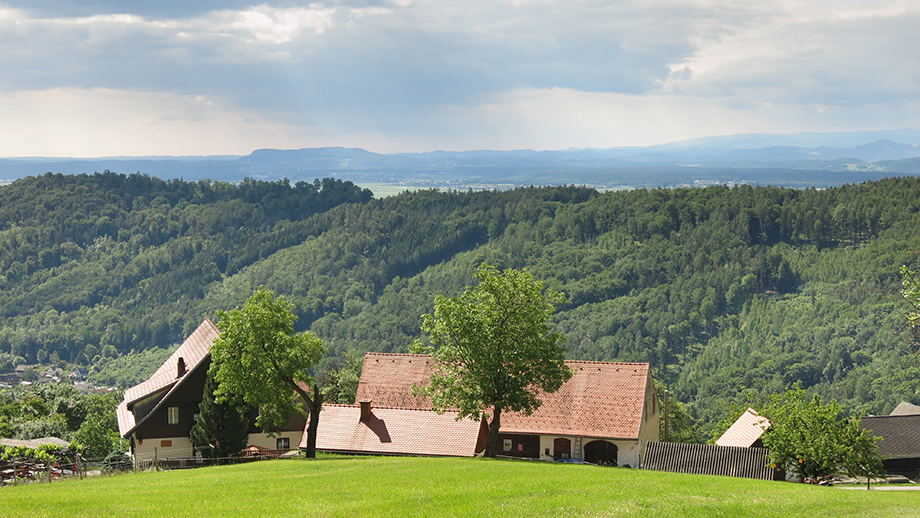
[132,359,208,443]
[497,433,541,459]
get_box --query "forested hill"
[3,172,920,431]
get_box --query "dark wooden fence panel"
[642,442,777,481]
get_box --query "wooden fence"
[135,449,297,471]
[641,442,780,481]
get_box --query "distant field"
[358,183,430,198]
[2,455,917,517]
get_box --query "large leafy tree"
[210,287,325,457]
[760,387,883,483]
[189,369,249,458]
[413,264,573,458]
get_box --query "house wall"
[247,431,304,451]
[496,433,541,458]
[636,373,661,465]
[536,435,642,467]
[134,436,195,463]
[132,365,208,441]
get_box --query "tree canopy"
[759,387,883,483]
[413,264,572,457]
[209,286,325,457]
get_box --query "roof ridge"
[362,352,651,368]
[364,352,430,358]
[564,360,649,367]
[324,403,454,412]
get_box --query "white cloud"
[0,88,323,156]
[0,1,916,155]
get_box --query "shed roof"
[354,353,653,440]
[889,401,920,416]
[715,408,770,448]
[117,319,219,437]
[862,414,920,459]
[310,404,484,457]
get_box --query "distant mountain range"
[3,129,919,190]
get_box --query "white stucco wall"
[537,435,642,467]
[247,431,303,451]
[133,436,195,463]
[131,430,303,464]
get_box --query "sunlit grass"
[3,455,917,517]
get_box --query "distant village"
[0,364,113,395]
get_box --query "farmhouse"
[311,353,659,467]
[116,320,306,464]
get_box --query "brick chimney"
[359,400,372,422]
[177,357,186,378]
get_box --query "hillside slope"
[2,174,920,429]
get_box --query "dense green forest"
[2,171,920,436]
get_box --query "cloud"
[0,88,319,156]
[0,1,916,155]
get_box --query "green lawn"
[2,455,917,517]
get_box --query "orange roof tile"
[355,353,654,440]
[715,408,770,448]
[311,404,484,457]
[355,353,434,409]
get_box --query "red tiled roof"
[117,319,219,436]
[355,353,434,409]
[715,408,770,448]
[311,404,484,457]
[354,353,654,440]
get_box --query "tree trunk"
[303,384,323,458]
[484,406,502,458]
[289,379,323,458]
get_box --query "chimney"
[359,400,372,422]
[177,357,186,378]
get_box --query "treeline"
[0,172,372,365]
[2,173,920,434]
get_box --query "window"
[168,406,179,425]
[276,437,290,451]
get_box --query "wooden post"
[664,390,670,442]
[154,447,159,472]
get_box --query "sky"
[0,0,917,157]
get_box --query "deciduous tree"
[210,287,325,457]
[413,264,572,457]
[760,387,883,483]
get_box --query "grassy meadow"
[3,455,918,517]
